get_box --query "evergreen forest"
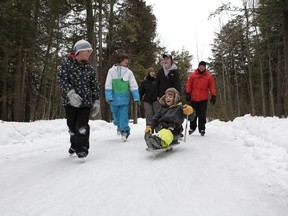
[0,0,287,122]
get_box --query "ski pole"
[184,115,188,143]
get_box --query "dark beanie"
[198,61,206,67]
[162,53,173,63]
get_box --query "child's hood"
[159,87,181,106]
[108,65,132,81]
[111,65,129,74]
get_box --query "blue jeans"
[110,104,130,135]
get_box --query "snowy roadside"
[0,116,288,216]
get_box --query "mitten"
[145,125,153,134]
[91,100,100,117]
[183,104,194,115]
[186,92,191,102]
[210,95,216,105]
[67,90,82,107]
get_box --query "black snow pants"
[65,106,91,154]
[190,100,208,133]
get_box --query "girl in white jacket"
[105,54,140,141]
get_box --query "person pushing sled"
[145,88,194,152]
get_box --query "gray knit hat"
[73,39,93,55]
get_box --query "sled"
[146,142,179,153]
[146,146,173,153]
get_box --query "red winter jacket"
[186,69,216,102]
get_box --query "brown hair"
[117,54,129,64]
[146,67,155,76]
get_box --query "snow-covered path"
[0,117,287,216]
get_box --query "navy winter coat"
[58,57,100,107]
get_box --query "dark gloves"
[186,93,191,102]
[210,95,216,105]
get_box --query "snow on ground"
[0,115,288,216]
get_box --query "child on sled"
[145,88,194,149]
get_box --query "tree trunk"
[86,0,97,70]
[1,50,9,121]
[13,47,23,121]
[276,48,283,116]
[244,4,256,116]
[25,67,32,121]
[33,32,53,120]
[98,0,105,120]
[98,0,103,83]
[133,103,138,124]
[253,22,266,116]
[48,32,60,120]
[22,50,28,121]
[221,53,228,120]
[258,52,266,116]
[283,8,288,116]
[232,52,241,116]
[86,0,94,44]
[267,41,275,116]
[101,0,116,122]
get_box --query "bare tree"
[243,1,256,116]
[1,50,9,121]
[283,4,288,115]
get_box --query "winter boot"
[188,129,195,135]
[68,148,76,155]
[148,135,162,149]
[200,130,205,136]
[121,131,129,142]
[145,133,153,148]
[171,140,180,145]
[77,151,87,158]
[117,126,121,136]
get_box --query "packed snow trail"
[0,117,287,216]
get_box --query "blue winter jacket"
[105,65,140,106]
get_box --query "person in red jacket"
[185,61,216,136]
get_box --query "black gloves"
[210,95,216,105]
[186,93,191,102]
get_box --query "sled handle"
[184,115,189,143]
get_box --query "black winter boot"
[148,135,162,149]
[200,130,205,136]
[77,151,87,158]
[188,129,195,135]
[68,148,76,155]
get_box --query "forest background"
[0,0,287,122]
